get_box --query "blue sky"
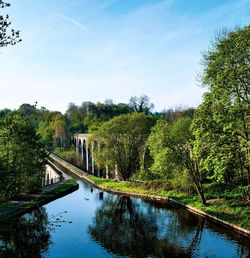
[0,0,249,112]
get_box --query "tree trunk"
[196,185,206,205]
[189,177,205,206]
[191,164,206,205]
[139,145,146,172]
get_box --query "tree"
[0,108,11,118]
[147,119,177,180]
[50,114,70,150]
[18,103,37,116]
[163,106,195,124]
[0,113,47,200]
[0,1,21,47]
[84,113,102,133]
[81,101,96,115]
[37,121,54,150]
[92,113,155,180]
[192,25,250,193]
[148,118,206,205]
[66,103,86,133]
[129,95,154,114]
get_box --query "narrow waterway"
[0,167,249,258]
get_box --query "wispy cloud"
[204,0,250,21]
[1,0,248,113]
[53,11,88,32]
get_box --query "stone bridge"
[72,133,117,179]
[73,133,93,173]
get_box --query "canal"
[0,167,249,257]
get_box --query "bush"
[131,169,161,181]
[170,170,195,194]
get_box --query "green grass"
[44,179,78,197]
[88,176,250,230]
[0,179,78,220]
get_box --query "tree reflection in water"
[0,208,51,258]
[89,195,208,257]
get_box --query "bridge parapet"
[73,133,91,147]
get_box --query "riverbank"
[49,153,250,237]
[0,179,79,221]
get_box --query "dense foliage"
[66,95,154,133]
[148,117,206,204]
[0,114,47,201]
[192,25,250,200]
[92,113,155,180]
[145,25,249,204]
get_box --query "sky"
[0,0,249,113]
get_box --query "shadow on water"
[88,195,250,258]
[0,208,51,258]
[89,196,199,257]
[0,207,72,258]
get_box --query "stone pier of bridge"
[73,134,92,173]
[73,133,110,178]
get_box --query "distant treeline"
[0,96,194,151]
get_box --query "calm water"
[0,172,249,257]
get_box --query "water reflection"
[89,195,249,258]
[0,177,249,258]
[88,196,197,257]
[0,208,50,258]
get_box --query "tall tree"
[66,102,86,133]
[129,95,154,115]
[148,118,206,205]
[0,113,47,200]
[50,114,70,150]
[92,113,155,180]
[192,25,250,192]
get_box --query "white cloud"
[52,11,88,32]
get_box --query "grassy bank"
[0,179,79,221]
[89,176,250,230]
